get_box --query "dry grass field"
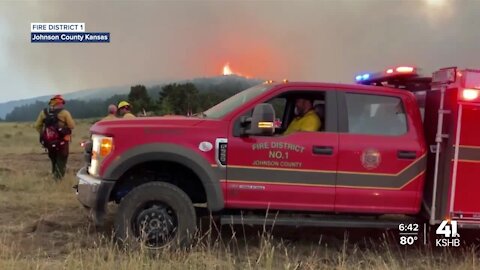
[0,120,479,269]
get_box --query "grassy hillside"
[0,75,263,119]
[0,86,130,119]
[0,121,478,269]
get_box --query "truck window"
[270,97,287,120]
[203,84,273,119]
[345,93,407,136]
[231,90,329,136]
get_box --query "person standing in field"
[101,104,118,121]
[117,101,136,118]
[34,95,75,180]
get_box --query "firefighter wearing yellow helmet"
[118,101,136,118]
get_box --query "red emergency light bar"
[355,66,431,92]
[356,66,418,83]
[386,67,415,74]
[393,66,415,73]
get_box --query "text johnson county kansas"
[31,32,110,43]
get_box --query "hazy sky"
[1,0,479,102]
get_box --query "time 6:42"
[399,223,419,232]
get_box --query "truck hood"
[91,115,217,135]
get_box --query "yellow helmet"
[118,101,131,109]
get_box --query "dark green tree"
[128,85,153,114]
[158,83,200,115]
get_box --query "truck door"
[225,88,339,212]
[335,90,427,214]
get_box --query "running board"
[221,215,417,229]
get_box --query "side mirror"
[241,103,275,136]
[240,116,251,127]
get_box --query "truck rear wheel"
[114,182,196,249]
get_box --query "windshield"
[203,84,272,119]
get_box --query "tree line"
[4,78,260,122]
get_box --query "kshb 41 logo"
[435,220,460,247]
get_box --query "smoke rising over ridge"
[0,0,479,102]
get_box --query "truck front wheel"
[114,182,196,249]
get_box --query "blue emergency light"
[355,73,371,82]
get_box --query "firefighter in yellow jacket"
[283,98,321,135]
[118,101,136,118]
[34,95,75,180]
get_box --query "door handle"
[313,146,333,155]
[397,150,417,159]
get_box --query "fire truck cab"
[356,66,480,227]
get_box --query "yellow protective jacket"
[34,109,76,141]
[101,114,117,121]
[122,112,136,119]
[283,110,321,136]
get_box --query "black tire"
[114,182,196,249]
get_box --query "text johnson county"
[31,33,109,43]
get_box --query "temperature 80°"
[400,236,418,246]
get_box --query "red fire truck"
[76,65,480,247]
[356,66,480,228]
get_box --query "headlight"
[88,134,114,176]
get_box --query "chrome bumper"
[76,167,115,226]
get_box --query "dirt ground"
[0,152,95,258]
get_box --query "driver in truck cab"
[283,97,321,135]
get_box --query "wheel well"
[110,161,207,205]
